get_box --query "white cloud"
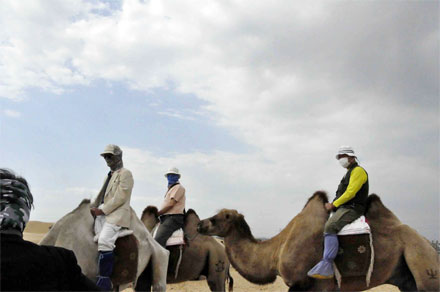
[1,1,438,239]
[3,109,21,118]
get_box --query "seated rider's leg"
[308,207,360,279]
[96,221,122,290]
[98,221,121,251]
[93,215,105,242]
[154,216,184,248]
[324,207,360,235]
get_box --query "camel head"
[197,209,248,238]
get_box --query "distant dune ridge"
[24,221,53,234]
[22,221,399,292]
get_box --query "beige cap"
[100,144,122,156]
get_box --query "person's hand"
[325,203,335,211]
[90,207,104,217]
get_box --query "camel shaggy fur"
[141,206,234,291]
[197,192,440,291]
[39,199,169,291]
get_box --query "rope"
[174,245,183,279]
[366,232,375,287]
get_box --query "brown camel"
[197,191,440,291]
[141,206,234,291]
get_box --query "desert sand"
[23,221,399,292]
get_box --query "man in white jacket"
[90,144,134,290]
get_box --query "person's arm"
[158,198,177,216]
[158,185,184,216]
[333,167,367,207]
[101,170,134,215]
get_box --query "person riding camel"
[154,167,186,247]
[308,145,369,279]
[90,144,134,290]
[1,168,100,291]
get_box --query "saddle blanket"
[112,235,138,286]
[152,226,185,246]
[338,216,370,236]
[334,216,374,288]
[166,228,185,246]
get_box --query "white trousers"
[94,215,122,252]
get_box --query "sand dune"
[23,221,399,292]
[23,221,53,244]
[24,221,52,234]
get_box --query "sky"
[1,0,438,240]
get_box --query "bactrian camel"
[40,199,169,291]
[197,191,440,291]
[141,206,234,291]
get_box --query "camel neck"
[224,228,278,284]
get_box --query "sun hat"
[164,167,180,178]
[335,146,356,159]
[100,144,122,156]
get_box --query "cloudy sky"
[1,0,438,240]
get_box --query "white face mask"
[339,157,350,168]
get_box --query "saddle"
[153,227,186,280]
[110,233,139,286]
[334,216,374,288]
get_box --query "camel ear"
[400,225,440,290]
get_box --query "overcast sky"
[1,0,438,240]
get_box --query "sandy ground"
[23,221,399,292]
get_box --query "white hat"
[164,167,180,178]
[335,146,356,159]
[100,144,122,156]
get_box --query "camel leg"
[400,226,440,291]
[135,260,153,292]
[206,255,227,291]
[151,245,169,291]
[287,278,336,292]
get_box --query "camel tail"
[227,268,234,292]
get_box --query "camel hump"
[366,193,381,205]
[303,190,328,209]
[313,190,329,203]
[365,194,396,217]
[142,205,158,217]
[185,208,197,216]
[185,208,199,220]
[66,199,91,215]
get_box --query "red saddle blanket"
[111,235,139,286]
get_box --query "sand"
[23,221,399,292]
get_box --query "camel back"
[40,199,153,285]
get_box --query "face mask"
[167,174,180,187]
[339,157,350,168]
[104,154,123,171]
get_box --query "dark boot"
[96,251,114,291]
[307,233,339,279]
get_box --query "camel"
[197,191,440,291]
[141,206,234,291]
[39,199,169,291]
